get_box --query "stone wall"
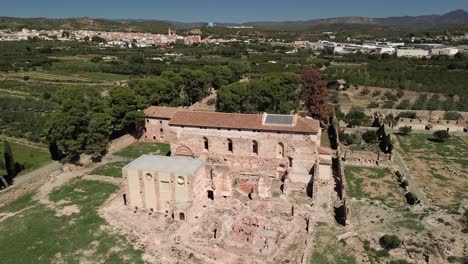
[365,108,468,120]
[108,134,138,153]
[142,117,174,144]
[395,118,467,132]
[169,125,320,197]
[341,148,393,168]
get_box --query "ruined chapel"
[123,106,333,221]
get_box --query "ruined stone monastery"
[123,106,333,222]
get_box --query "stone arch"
[252,140,258,155]
[203,137,209,151]
[176,146,193,156]
[227,138,233,153]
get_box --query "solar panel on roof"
[263,114,294,126]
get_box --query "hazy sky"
[1,0,467,23]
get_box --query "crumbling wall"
[395,118,467,132]
[341,148,393,167]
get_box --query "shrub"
[390,260,410,264]
[433,130,450,142]
[362,131,378,143]
[443,111,463,120]
[405,192,419,205]
[398,126,412,135]
[206,98,216,105]
[360,87,370,95]
[345,108,371,127]
[397,111,417,119]
[380,234,401,250]
[396,89,405,98]
[368,101,379,108]
[400,179,409,188]
[23,75,30,81]
[340,132,359,145]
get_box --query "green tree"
[180,68,211,105]
[108,86,142,138]
[433,130,450,142]
[380,234,401,250]
[201,65,234,89]
[398,126,412,135]
[227,62,250,80]
[3,140,17,178]
[46,87,111,162]
[345,108,370,127]
[379,134,393,154]
[443,111,463,120]
[129,77,182,108]
[362,131,378,143]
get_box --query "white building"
[431,47,459,56]
[397,48,430,58]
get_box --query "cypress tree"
[3,140,16,178]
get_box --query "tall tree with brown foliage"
[300,67,329,120]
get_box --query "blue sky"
[1,0,467,23]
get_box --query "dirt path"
[12,161,62,187]
[392,149,428,204]
[0,135,48,150]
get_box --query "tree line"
[46,63,250,162]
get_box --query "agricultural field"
[0,140,51,175]
[0,179,143,264]
[395,132,468,208]
[0,70,95,83]
[337,85,462,112]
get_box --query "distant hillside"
[242,10,468,31]
[0,10,467,34]
[0,17,175,34]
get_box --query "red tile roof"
[168,111,319,134]
[144,106,182,119]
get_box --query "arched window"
[179,212,185,221]
[227,138,233,153]
[177,176,185,186]
[203,137,209,151]
[252,140,258,155]
[277,142,285,158]
[145,173,152,180]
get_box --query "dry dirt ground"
[395,132,468,208]
[99,182,334,264]
[316,132,468,264]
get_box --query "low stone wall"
[365,108,468,120]
[340,127,378,134]
[395,118,467,132]
[108,134,138,153]
[341,149,393,168]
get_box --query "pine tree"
[376,124,386,140]
[3,140,16,178]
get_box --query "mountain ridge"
[0,10,466,32]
